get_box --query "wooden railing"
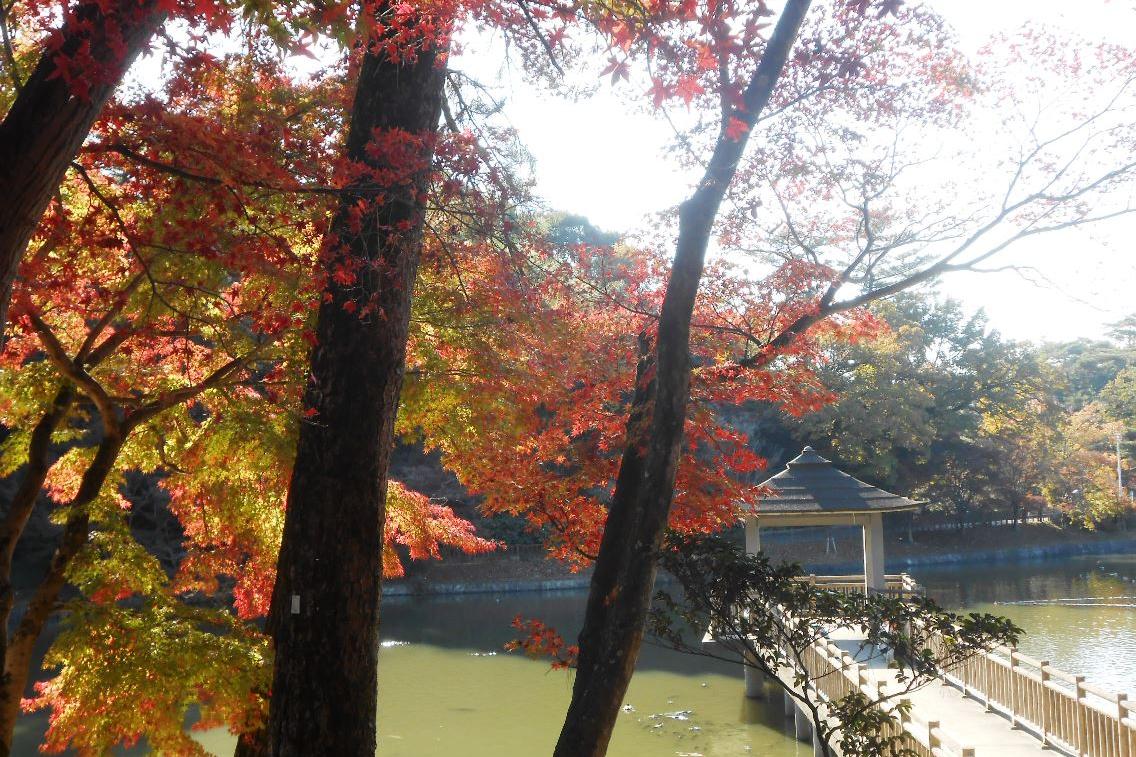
[767,586,976,757]
[931,637,1136,757]
[747,575,1133,756]
[778,574,1133,756]
[792,626,976,757]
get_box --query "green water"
[197,592,808,756]
[14,552,1136,755]
[916,553,1136,694]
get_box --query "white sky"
[450,0,1136,345]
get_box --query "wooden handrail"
[930,630,1135,756]
[745,575,1133,756]
[797,572,925,601]
[768,600,977,757]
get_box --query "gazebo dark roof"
[755,446,921,515]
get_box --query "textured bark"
[259,25,446,757]
[0,1,163,330]
[554,4,812,755]
[0,434,122,756]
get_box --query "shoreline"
[386,531,1136,597]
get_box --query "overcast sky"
[450,0,1136,345]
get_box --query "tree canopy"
[0,0,1135,753]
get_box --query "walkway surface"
[873,668,1058,755]
[770,660,1061,756]
[825,625,1055,755]
[755,623,1075,757]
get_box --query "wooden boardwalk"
[769,660,1049,756]
[733,576,1136,757]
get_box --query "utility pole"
[1122,434,1131,533]
[1118,433,1125,499]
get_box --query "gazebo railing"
[796,573,924,599]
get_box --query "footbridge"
[737,573,1135,757]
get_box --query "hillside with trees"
[790,296,1136,531]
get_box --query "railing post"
[960,654,969,699]
[1074,675,1087,756]
[1118,692,1130,757]
[983,654,992,712]
[1009,650,1020,729]
[927,720,940,751]
[1040,661,1051,747]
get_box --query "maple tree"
[254,9,450,756]
[539,3,1136,754]
[0,0,1133,753]
[0,0,165,332]
[0,29,502,753]
[0,2,607,747]
[0,45,326,753]
[0,0,400,333]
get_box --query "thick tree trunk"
[0,434,122,756]
[259,25,446,757]
[554,4,811,755]
[0,1,163,329]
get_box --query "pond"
[14,552,1136,755]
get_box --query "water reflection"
[11,552,1136,755]
[915,553,1136,694]
[374,591,802,756]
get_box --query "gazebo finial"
[786,445,829,467]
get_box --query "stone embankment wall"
[386,534,1136,597]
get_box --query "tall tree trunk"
[259,22,446,756]
[554,4,811,755]
[0,1,163,330]
[0,434,122,756]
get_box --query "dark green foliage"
[1100,366,1136,423]
[1040,340,1136,410]
[798,294,1045,496]
[544,213,620,248]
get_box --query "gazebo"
[744,446,921,593]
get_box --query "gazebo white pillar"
[862,512,886,593]
[745,517,761,555]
